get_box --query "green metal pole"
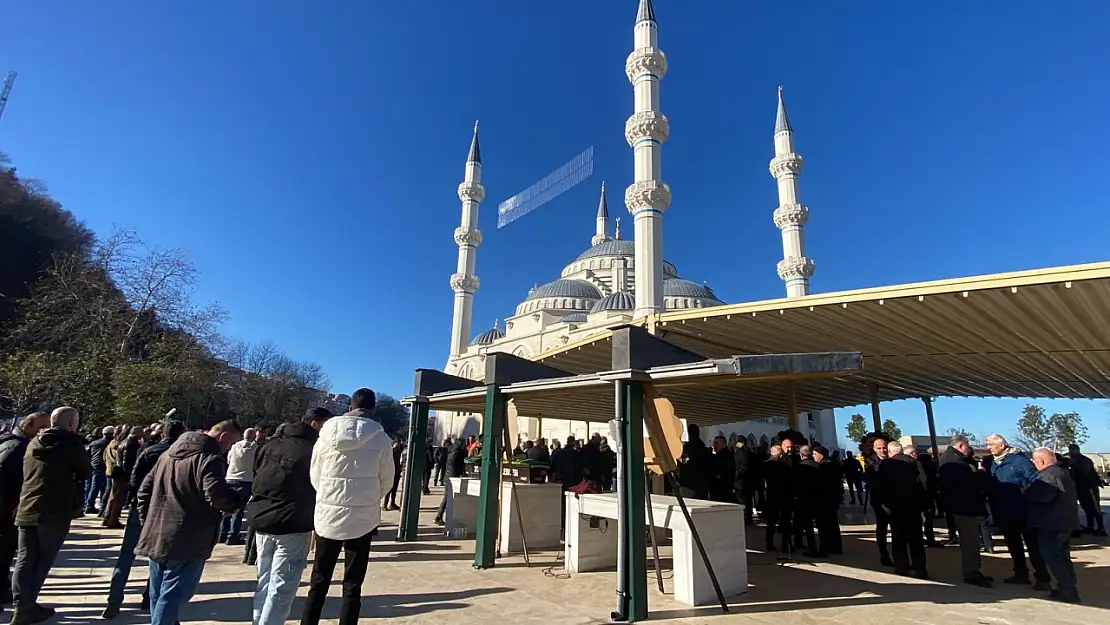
[624,381,648,621]
[473,384,505,569]
[397,400,430,542]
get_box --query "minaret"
[625,0,670,319]
[770,86,815,297]
[448,122,485,357]
[591,182,610,245]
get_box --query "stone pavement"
[32,492,1110,624]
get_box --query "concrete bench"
[445,477,562,553]
[564,491,748,606]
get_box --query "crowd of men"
[0,387,396,625]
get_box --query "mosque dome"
[663,278,719,300]
[563,312,588,324]
[470,323,505,345]
[575,239,636,261]
[591,291,636,313]
[526,279,603,301]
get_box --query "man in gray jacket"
[1025,448,1081,604]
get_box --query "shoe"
[1071,529,1084,538]
[1093,529,1107,537]
[910,570,929,580]
[101,604,120,619]
[880,554,894,567]
[1032,579,1052,591]
[432,517,445,526]
[388,504,400,511]
[422,489,431,495]
[31,606,52,619]
[1004,574,1031,585]
[1049,589,1082,604]
[218,536,229,544]
[964,574,993,588]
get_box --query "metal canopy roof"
[534,262,1110,412]
[418,352,863,425]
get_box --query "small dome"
[470,324,505,345]
[526,279,602,301]
[563,312,588,324]
[591,291,636,313]
[575,239,636,261]
[664,278,719,300]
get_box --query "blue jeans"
[220,481,251,540]
[148,559,205,625]
[85,471,106,512]
[253,532,311,625]
[108,504,147,606]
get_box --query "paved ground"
[33,490,1110,624]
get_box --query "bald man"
[0,412,50,605]
[1024,448,1082,603]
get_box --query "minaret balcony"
[773,203,809,229]
[454,227,483,247]
[768,153,803,178]
[625,180,671,214]
[625,47,668,82]
[625,111,670,146]
[450,273,480,294]
[457,182,486,203]
[777,256,816,281]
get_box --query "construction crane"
[0,71,17,125]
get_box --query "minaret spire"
[591,181,610,245]
[626,0,670,318]
[448,122,485,356]
[769,86,814,297]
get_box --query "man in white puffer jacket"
[300,388,395,625]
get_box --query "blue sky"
[2,1,1108,447]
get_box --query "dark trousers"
[763,503,792,550]
[794,508,818,554]
[889,511,926,573]
[300,529,374,625]
[12,521,70,609]
[1000,522,1050,581]
[1078,488,1104,530]
[846,479,862,504]
[815,507,842,554]
[422,466,432,493]
[102,471,129,527]
[872,505,891,559]
[384,469,401,506]
[735,488,754,523]
[1035,529,1078,595]
[0,511,18,595]
[922,507,938,544]
[951,514,983,578]
[434,464,446,486]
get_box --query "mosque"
[433,0,838,450]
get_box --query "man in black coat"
[433,438,469,525]
[0,412,50,606]
[863,434,894,567]
[813,446,843,555]
[874,441,928,578]
[433,439,450,487]
[708,437,734,502]
[732,438,758,523]
[84,430,111,514]
[937,436,992,587]
[842,450,862,505]
[1026,448,1082,604]
[761,445,796,553]
[1067,444,1106,536]
[247,408,332,624]
[794,446,825,556]
[676,424,712,500]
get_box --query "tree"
[374,394,410,437]
[1049,412,1088,448]
[845,414,868,442]
[881,419,902,440]
[1013,404,1088,451]
[945,427,979,444]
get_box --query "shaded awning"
[533,262,1110,414]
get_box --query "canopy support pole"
[870,383,882,431]
[474,384,505,569]
[923,396,939,459]
[786,381,799,431]
[397,399,430,542]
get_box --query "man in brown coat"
[11,406,91,625]
[136,420,241,625]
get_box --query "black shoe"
[32,606,53,619]
[964,574,993,588]
[880,554,894,567]
[1049,589,1082,604]
[1004,574,1031,585]
[101,604,120,619]
[1032,579,1052,591]
[1093,529,1107,537]
[226,537,245,546]
[433,517,445,526]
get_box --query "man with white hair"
[938,435,992,587]
[11,407,91,624]
[985,433,1051,588]
[1025,448,1081,603]
[874,440,929,578]
[222,427,259,545]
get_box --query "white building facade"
[433,0,836,451]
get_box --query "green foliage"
[945,427,979,444]
[1013,404,1088,451]
[881,418,902,440]
[375,394,410,437]
[0,154,330,430]
[845,413,868,442]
